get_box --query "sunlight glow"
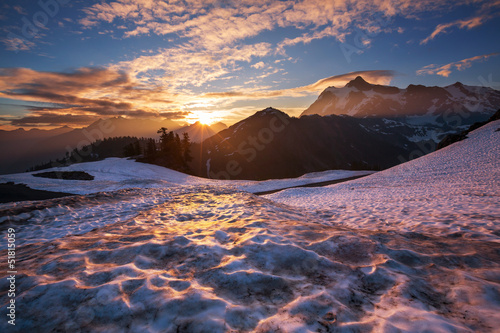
[192,112,216,125]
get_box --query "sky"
[0,0,499,129]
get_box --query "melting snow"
[0,122,499,332]
[0,159,372,196]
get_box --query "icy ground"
[265,120,500,242]
[0,121,499,332]
[0,157,373,195]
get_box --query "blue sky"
[0,0,499,129]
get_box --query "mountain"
[191,107,423,180]
[0,126,75,175]
[0,125,74,141]
[174,121,227,143]
[82,117,182,139]
[0,117,182,174]
[301,76,500,127]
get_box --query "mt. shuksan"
[301,76,500,125]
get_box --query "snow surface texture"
[266,120,500,242]
[0,122,499,332]
[0,158,372,196]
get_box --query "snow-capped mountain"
[301,76,500,126]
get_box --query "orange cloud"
[75,0,468,95]
[420,1,500,44]
[0,67,395,128]
[416,53,499,77]
[0,67,189,127]
[421,16,491,45]
[203,70,396,100]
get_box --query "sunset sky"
[0,0,499,129]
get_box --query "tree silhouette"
[182,132,193,166]
[139,128,194,173]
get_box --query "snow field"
[0,121,498,332]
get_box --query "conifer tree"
[182,132,193,165]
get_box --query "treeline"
[28,130,194,174]
[28,136,147,172]
[137,127,192,173]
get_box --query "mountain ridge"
[191,107,423,180]
[301,77,500,122]
[0,117,226,174]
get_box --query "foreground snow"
[0,121,498,332]
[0,158,373,195]
[266,120,500,242]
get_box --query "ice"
[0,122,499,331]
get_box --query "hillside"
[0,117,226,174]
[266,119,500,239]
[191,107,424,180]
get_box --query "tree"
[123,143,135,157]
[134,141,141,156]
[181,132,193,166]
[145,138,157,159]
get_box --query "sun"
[194,112,215,125]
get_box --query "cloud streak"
[416,53,500,77]
[0,67,187,126]
[420,1,500,44]
[203,70,396,100]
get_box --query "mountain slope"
[437,108,500,150]
[301,76,500,126]
[266,119,500,238]
[174,121,227,143]
[0,117,182,174]
[192,107,422,180]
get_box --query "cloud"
[74,0,477,94]
[12,6,27,15]
[305,70,396,90]
[113,42,273,89]
[421,16,492,45]
[1,36,36,51]
[0,67,188,126]
[78,0,446,95]
[420,1,500,44]
[203,70,396,100]
[10,113,97,127]
[416,53,500,77]
[251,62,266,69]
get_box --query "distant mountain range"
[0,117,226,174]
[1,77,498,177]
[191,77,499,180]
